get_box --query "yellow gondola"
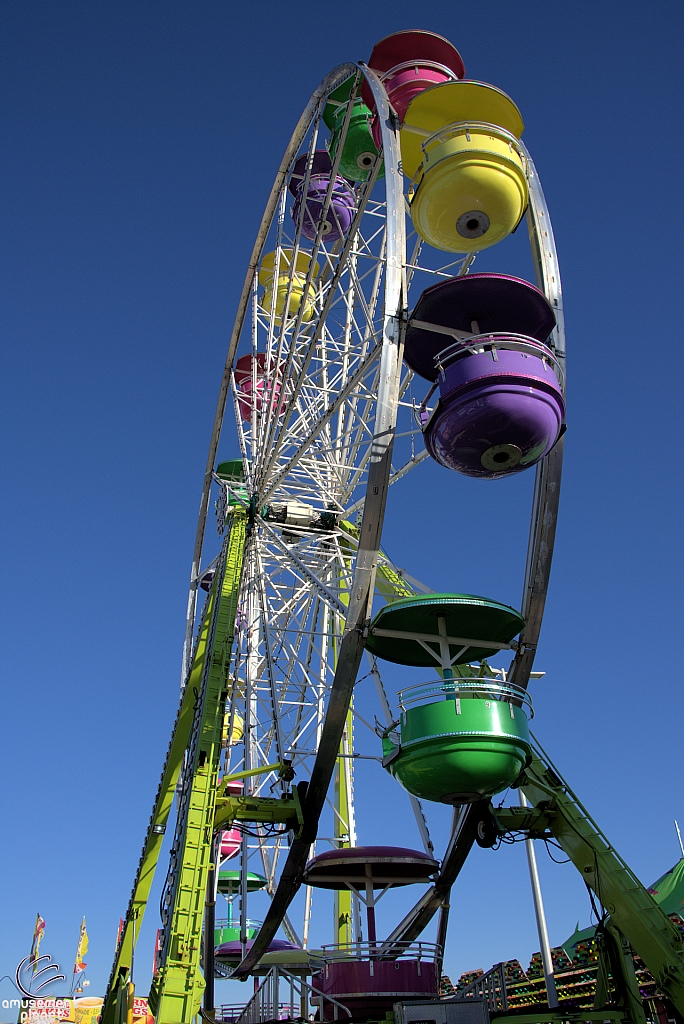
[221,709,244,747]
[258,249,319,322]
[400,81,528,252]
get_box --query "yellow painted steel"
[149,510,247,1024]
[410,126,528,252]
[100,593,218,1024]
[333,540,355,946]
[213,789,304,833]
[258,249,319,323]
[218,760,292,788]
[340,521,415,602]
[334,706,355,945]
[125,983,135,1024]
[400,80,524,180]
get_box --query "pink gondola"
[361,30,465,149]
[234,353,284,424]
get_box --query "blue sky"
[2,0,683,1008]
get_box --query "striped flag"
[30,914,46,974]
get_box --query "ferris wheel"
[186,52,451,974]
[102,29,569,1024]
[192,28,565,992]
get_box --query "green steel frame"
[515,743,684,1020]
[101,510,247,1024]
[148,510,246,1022]
[386,741,684,1024]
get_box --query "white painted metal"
[207,65,443,953]
[181,60,565,964]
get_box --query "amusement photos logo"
[15,952,66,997]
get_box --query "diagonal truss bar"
[377,803,480,954]
[257,517,347,616]
[262,341,382,502]
[256,163,384,494]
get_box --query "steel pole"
[520,791,558,1008]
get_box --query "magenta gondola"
[361,30,465,149]
[234,353,285,423]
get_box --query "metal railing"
[227,965,352,1024]
[415,120,529,177]
[456,962,509,1014]
[216,1005,252,1023]
[312,940,441,965]
[214,918,262,932]
[397,678,534,717]
[230,968,299,1024]
[434,332,565,390]
[215,1003,297,1023]
[379,59,461,84]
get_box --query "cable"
[542,838,570,865]
[230,822,290,839]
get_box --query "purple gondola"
[405,273,565,478]
[289,151,355,244]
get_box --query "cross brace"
[213,790,304,834]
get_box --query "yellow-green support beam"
[516,746,684,1019]
[334,707,355,946]
[213,790,304,833]
[148,510,247,1024]
[101,591,218,1024]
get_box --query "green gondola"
[323,76,383,183]
[370,593,530,802]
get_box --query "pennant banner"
[29,915,46,975]
[73,918,88,975]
